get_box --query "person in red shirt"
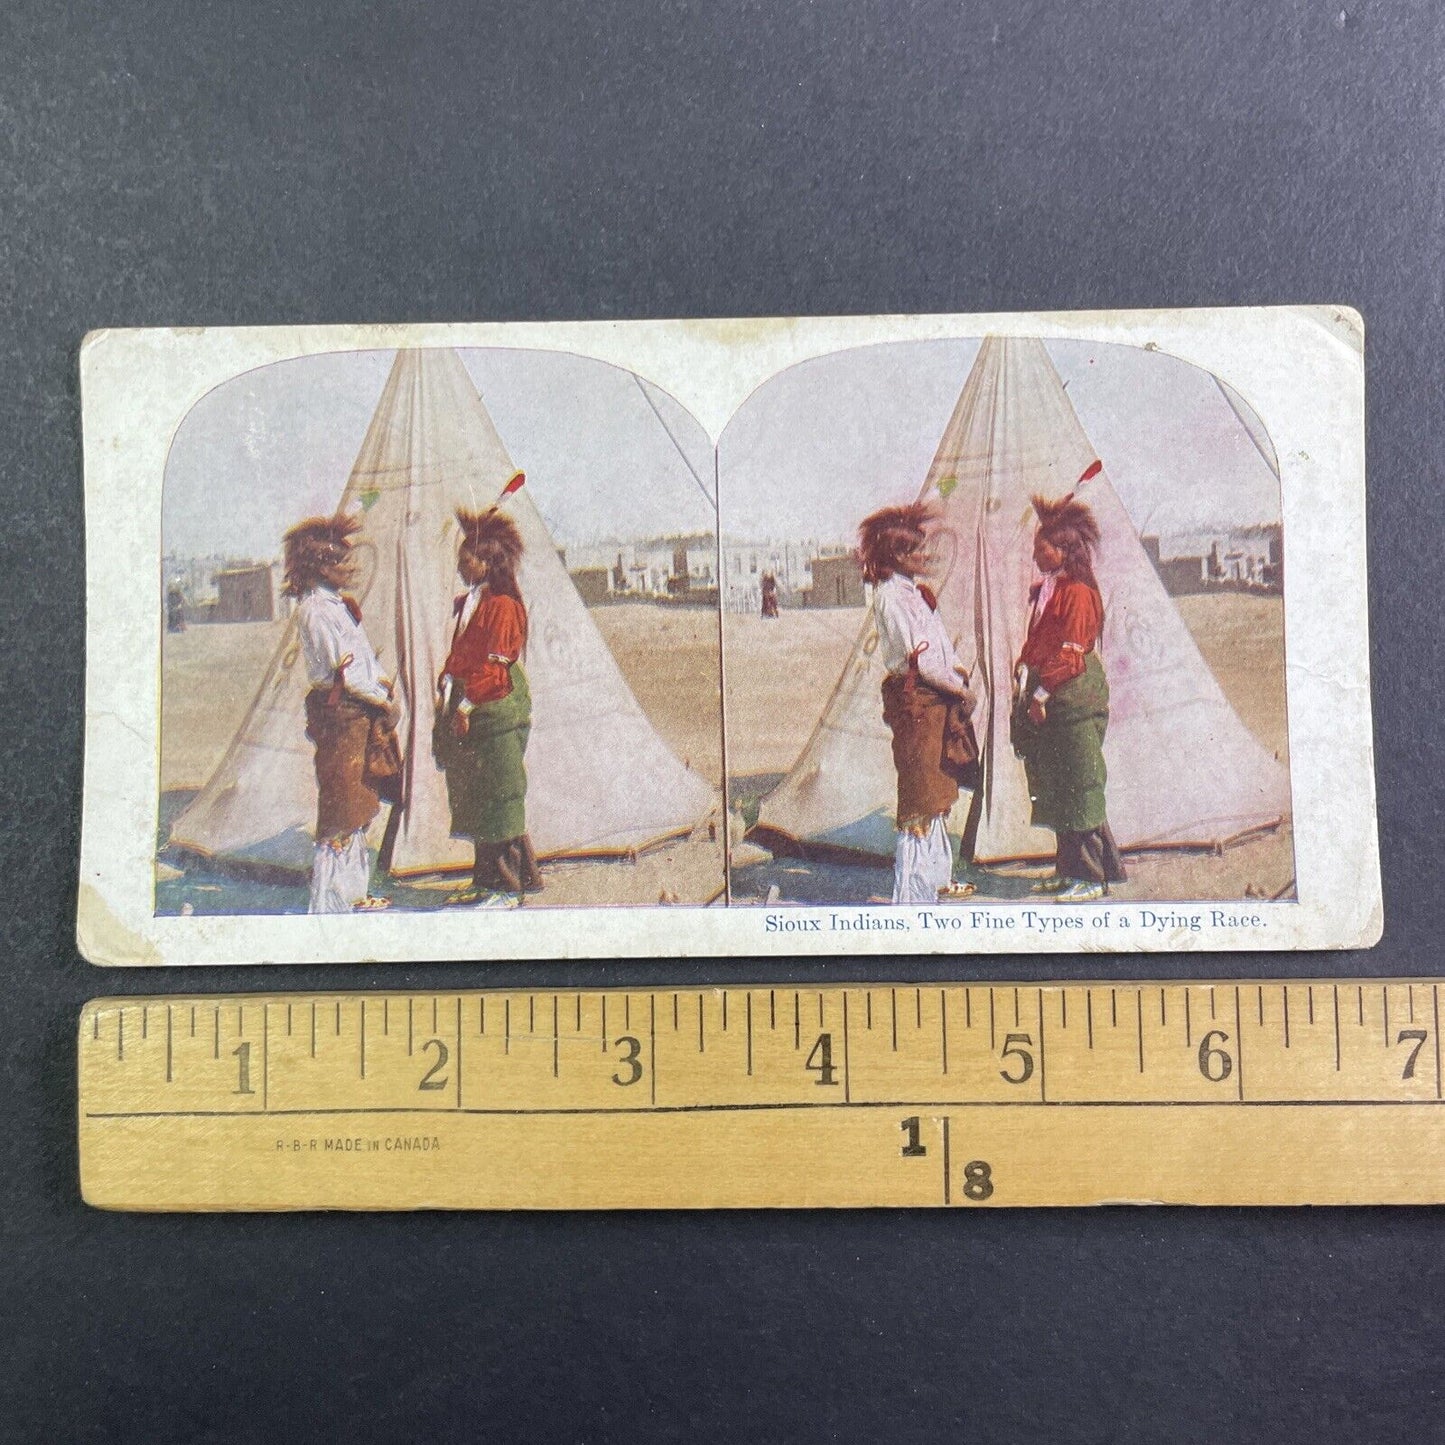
[435,509,543,905]
[1011,493,1126,901]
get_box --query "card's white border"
[78,306,1379,964]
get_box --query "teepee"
[752,336,1290,863]
[171,348,715,877]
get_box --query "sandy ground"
[723,594,1295,903]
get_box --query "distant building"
[1143,525,1283,597]
[804,552,865,608]
[214,565,275,622]
[569,566,613,606]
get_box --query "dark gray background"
[4,2,1440,1440]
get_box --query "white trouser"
[309,830,371,914]
[892,815,953,904]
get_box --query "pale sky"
[162,348,715,559]
[718,337,1281,544]
[162,338,1279,560]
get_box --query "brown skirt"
[305,691,383,842]
[881,673,960,830]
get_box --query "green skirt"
[1010,652,1110,834]
[438,664,532,844]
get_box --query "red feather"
[1078,459,1103,485]
[499,470,526,499]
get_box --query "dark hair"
[858,502,932,584]
[456,509,525,604]
[282,513,360,597]
[1032,493,1101,592]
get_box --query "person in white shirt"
[283,514,400,914]
[859,502,978,905]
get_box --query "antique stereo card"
[77,308,1378,963]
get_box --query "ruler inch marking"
[942,1116,951,1204]
[1234,985,1245,1102]
[1185,989,1191,1046]
[360,1000,366,1079]
[891,988,898,1052]
[1037,987,1047,1104]
[649,993,657,1106]
[1136,990,1144,1074]
[746,991,753,1076]
[699,994,705,1053]
[552,995,559,1079]
[1435,985,1442,1101]
[165,1006,172,1083]
[262,1003,269,1112]
[842,992,851,1103]
[1383,986,1390,1047]
[940,989,948,1075]
[457,998,463,1108]
[1087,989,1094,1049]
[1283,986,1291,1048]
[1333,987,1341,1071]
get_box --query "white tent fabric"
[170,348,715,876]
[753,336,1290,863]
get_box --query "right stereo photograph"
[722,335,1293,909]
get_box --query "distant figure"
[166,584,186,633]
[436,509,544,906]
[760,571,779,619]
[284,514,401,914]
[859,503,978,905]
[1011,493,1126,902]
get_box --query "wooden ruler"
[79,981,1445,1209]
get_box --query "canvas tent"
[170,347,715,877]
[751,336,1290,864]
